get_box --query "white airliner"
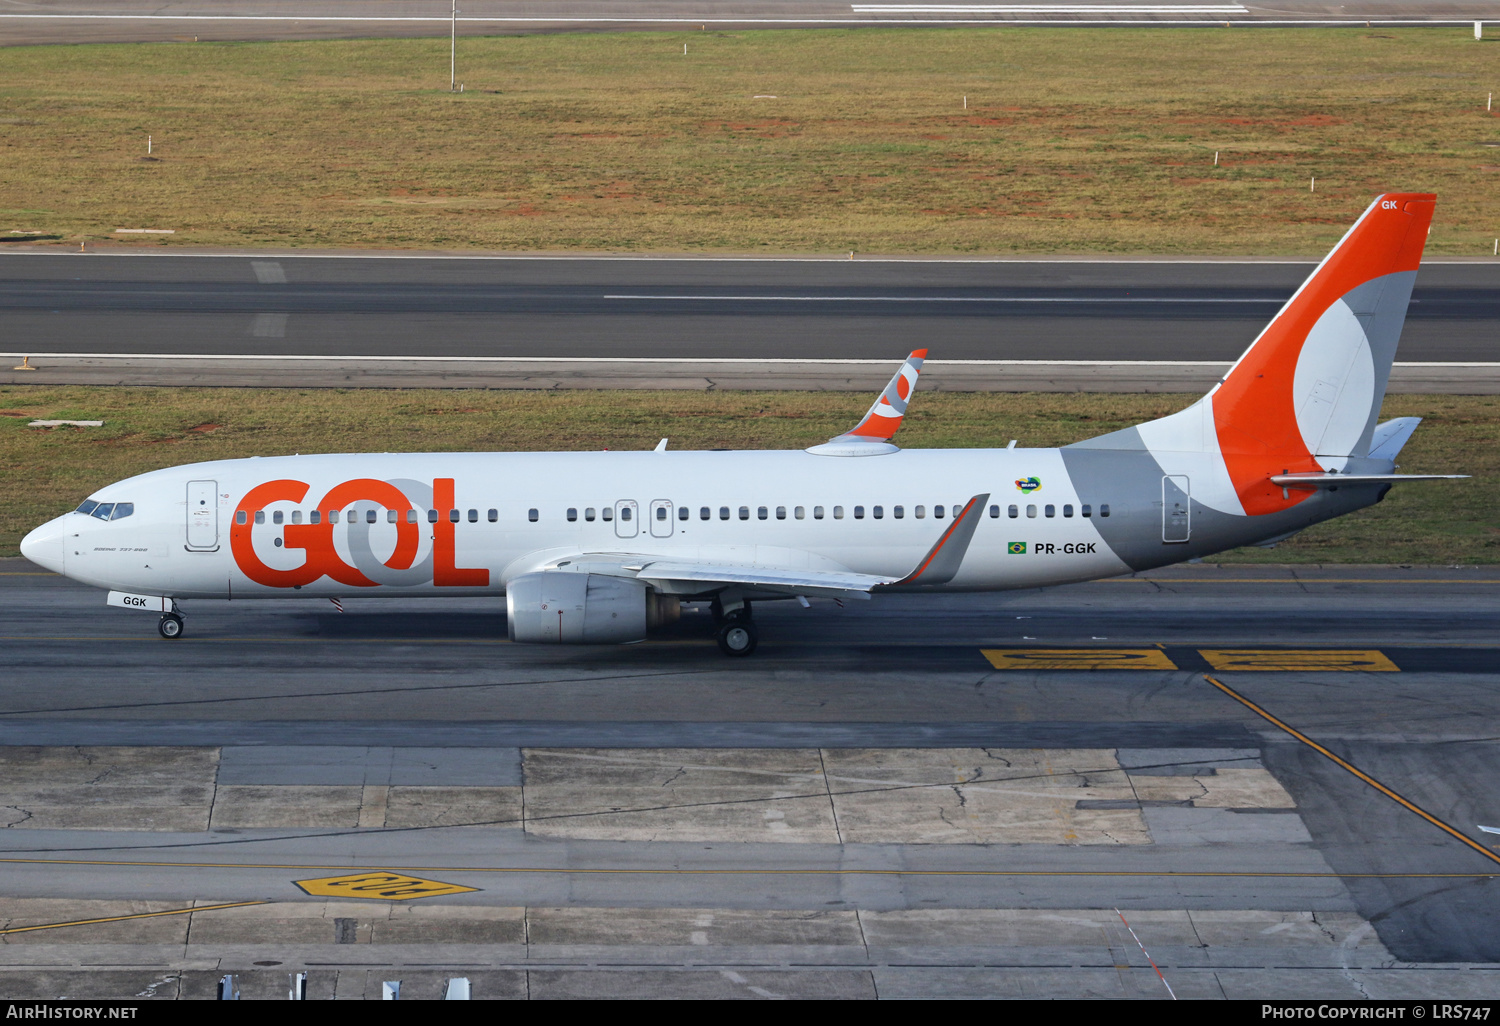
[20,193,1465,655]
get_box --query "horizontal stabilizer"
[1367,416,1422,461]
[1269,472,1468,489]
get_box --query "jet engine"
[506,572,677,644]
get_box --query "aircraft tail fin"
[1208,192,1434,511]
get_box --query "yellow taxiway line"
[1205,674,1500,868]
[0,899,268,936]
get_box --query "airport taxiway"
[1,558,1499,997]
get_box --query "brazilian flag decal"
[1007,542,1027,555]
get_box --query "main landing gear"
[158,612,184,640]
[714,603,758,657]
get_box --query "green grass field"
[3,28,1500,254]
[0,385,1490,563]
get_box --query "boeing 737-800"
[20,193,1465,655]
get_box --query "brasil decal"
[1015,476,1041,494]
[1007,542,1027,555]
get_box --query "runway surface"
[0,0,1490,46]
[3,556,1500,997]
[2,252,1496,391]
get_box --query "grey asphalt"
[3,558,1500,968]
[0,0,1491,47]
[2,253,1497,364]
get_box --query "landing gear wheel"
[158,613,184,640]
[715,618,757,657]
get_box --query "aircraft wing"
[636,561,894,599]
[554,493,991,600]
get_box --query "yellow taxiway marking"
[1205,675,1500,869]
[0,899,267,937]
[982,648,1178,671]
[1200,649,1400,672]
[295,870,478,900]
[0,856,1489,880]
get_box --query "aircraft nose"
[19,518,66,575]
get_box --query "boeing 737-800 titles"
[20,193,1465,655]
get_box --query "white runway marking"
[604,294,1285,303]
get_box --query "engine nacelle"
[506,572,654,644]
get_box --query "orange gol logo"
[231,478,489,589]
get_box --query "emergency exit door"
[614,499,639,539]
[1162,475,1191,543]
[649,499,674,538]
[186,480,219,550]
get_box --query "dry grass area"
[0,386,1489,563]
[2,28,1500,254]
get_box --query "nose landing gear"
[158,612,184,639]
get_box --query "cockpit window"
[110,503,134,521]
[91,502,115,521]
[75,500,99,516]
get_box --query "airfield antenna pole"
[451,0,457,92]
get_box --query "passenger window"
[719,506,730,520]
[988,504,999,518]
[586,508,597,522]
[915,505,925,519]
[776,506,786,520]
[739,506,749,520]
[273,510,284,525]
[1045,504,1055,518]
[814,506,825,519]
[621,507,632,522]
[348,509,358,523]
[894,506,904,519]
[568,508,579,522]
[528,508,539,522]
[488,509,498,522]
[255,511,265,525]
[235,510,247,525]
[757,506,768,520]
[700,507,711,520]
[1101,504,1111,517]
[388,510,398,524]
[329,510,339,525]
[1008,505,1018,518]
[403,509,414,524]
[679,507,689,521]
[1063,504,1074,518]
[368,510,379,524]
[603,508,613,521]
[656,506,667,521]
[833,506,844,519]
[873,506,883,519]
[1027,505,1037,518]
[795,506,806,519]
[447,509,458,523]
[934,506,945,520]
[853,506,865,520]
[291,510,303,525]
[468,509,478,523]
[427,509,438,523]
[76,500,99,516]
[1082,504,1092,518]
[312,510,322,525]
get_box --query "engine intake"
[507,572,667,644]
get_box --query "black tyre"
[715,619,757,657]
[158,614,184,640]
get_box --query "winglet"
[807,350,927,456]
[885,493,989,588]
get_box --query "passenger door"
[649,499,674,538]
[186,479,219,550]
[1162,475,1191,543]
[614,499,639,539]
